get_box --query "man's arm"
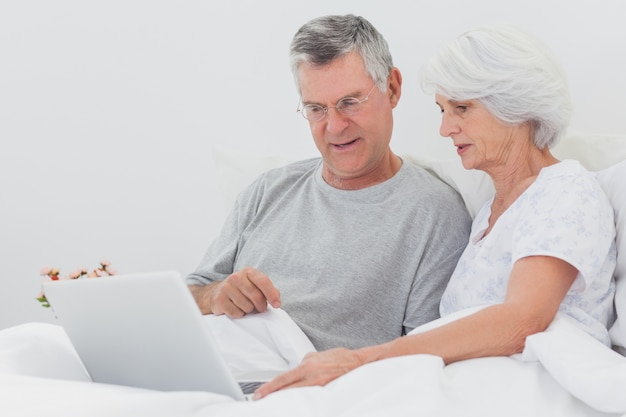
[188,267,282,318]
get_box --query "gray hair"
[290,14,393,93]
[420,25,572,149]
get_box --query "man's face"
[297,52,401,189]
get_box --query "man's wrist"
[189,283,216,314]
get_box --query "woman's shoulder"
[541,159,593,179]
[538,159,603,190]
[532,159,613,213]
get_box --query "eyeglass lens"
[299,85,376,121]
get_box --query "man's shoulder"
[232,157,320,212]
[397,161,472,220]
[401,161,463,195]
[241,157,320,198]
[257,157,321,183]
[267,157,320,173]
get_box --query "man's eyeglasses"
[297,85,377,122]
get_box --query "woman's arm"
[253,255,578,399]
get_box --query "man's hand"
[252,348,365,399]
[189,267,281,317]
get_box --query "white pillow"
[552,132,626,171]
[212,133,626,217]
[597,161,626,354]
[212,145,295,211]
[0,323,90,381]
[404,154,493,218]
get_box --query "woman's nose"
[439,113,459,138]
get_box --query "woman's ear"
[387,67,402,108]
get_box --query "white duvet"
[1,307,625,417]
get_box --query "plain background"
[1,0,625,330]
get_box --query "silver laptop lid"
[42,271,245,400]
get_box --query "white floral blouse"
[440,160,617,346]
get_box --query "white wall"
[1,0,625,329]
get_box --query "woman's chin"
[459,158,475,170]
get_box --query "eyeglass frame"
[297,84,378,122]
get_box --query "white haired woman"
[254,24,616,399]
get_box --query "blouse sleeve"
[511,172,615,291]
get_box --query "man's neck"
[322,153,403,190]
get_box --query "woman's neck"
[489,146,559,205]
[484,147,559,236]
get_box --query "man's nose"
[325,107,350,134]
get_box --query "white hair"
[421,24,572,149]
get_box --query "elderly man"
[187,14,471,351]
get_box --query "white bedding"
[3,147,624,416]
[1,307,625,417]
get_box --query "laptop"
[42,271,274,401]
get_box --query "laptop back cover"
[42,271,245,400]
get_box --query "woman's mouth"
[456,144,470,155]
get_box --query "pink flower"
[87,268,107,278]
[36,260,117,308]
[68,270,82,279]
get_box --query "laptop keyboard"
[238,381,264,395]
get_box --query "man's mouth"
[333,139,358,148]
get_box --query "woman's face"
[435,94,530,172]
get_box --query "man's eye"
[306,105,324,114]
[337,98,361,114]
[339,99,359,110]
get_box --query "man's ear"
[387,67,402,108]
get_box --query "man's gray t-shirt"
[188,158,471,351]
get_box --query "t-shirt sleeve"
[403,184,472,332]
[512,174,614,292]
[186,178,264,286]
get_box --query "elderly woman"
[254,25,616,399]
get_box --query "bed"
[1,132,625,417]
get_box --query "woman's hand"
[253,347,365,399]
